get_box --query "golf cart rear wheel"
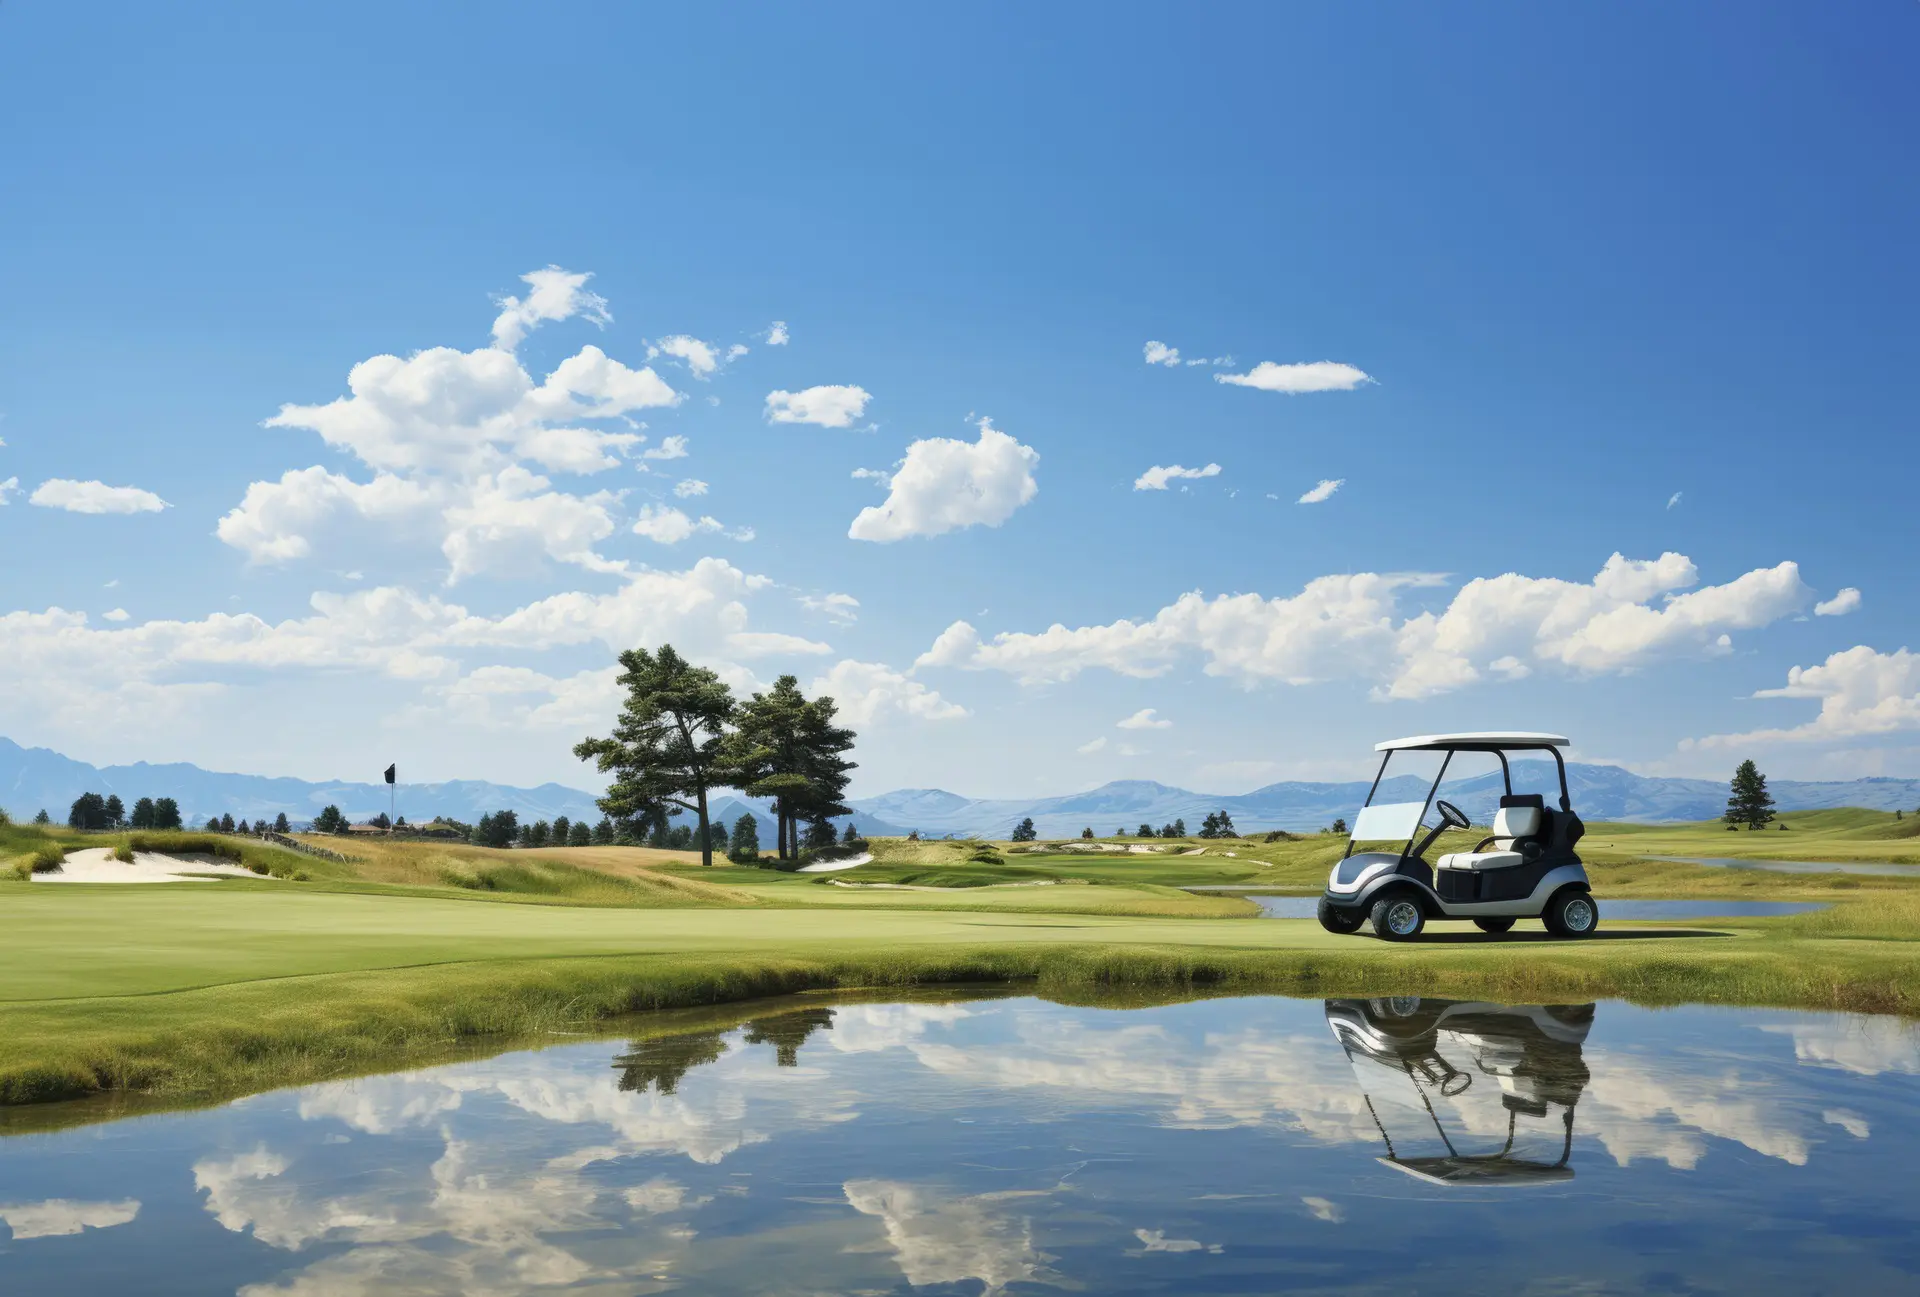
[1543,888,1599,939]
[1317,898,1366,934]
[1473,917,1516,934]
[1369,892,1426,942]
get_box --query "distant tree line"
[67,792,184,831]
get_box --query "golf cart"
[1318,732,1597,941]
[1324,996,1593,1187]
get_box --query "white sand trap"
[797,852,873,873]
[30,847,262,884]
[1052,843,1168,854]
[1180,848,1207,856]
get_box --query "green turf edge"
[3,933,1916,1120]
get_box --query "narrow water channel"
[1234,895,1826,920]
[2,992,1916,1294]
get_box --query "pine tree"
[104,794,126,827]
[1199,812,1220,839]
[154,798,182,830]
[551,816,571,845]
[1216,810,1236,838]
[1080,826,1094,839]
[568,820,592,846]
[728,813,761,863]
[220,813,236,833]
[312,805,348,835]
[33,809,50,825]
[1010,817,1037,842]
[131,797,157,830]
[575,644,736,868]
[592,816,615,845]
[1138,823,1153,838]
[1725,759,1776,830]
[273,811,290,834]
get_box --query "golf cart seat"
[1437,796,1547,873]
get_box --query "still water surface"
[1238,894,1826,920]
[2,992,1917,1294]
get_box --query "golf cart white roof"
[1375,732,1570,752]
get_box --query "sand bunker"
[1050,843,1167,854]
[796,852,874,873]
[30,847,263,884]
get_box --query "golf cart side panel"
[1333,863,1588,919]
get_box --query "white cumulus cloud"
[918,552,1810,699]
[1215,360,1371,393]
[765,385,872,429]
[799,592,860,624]
[765,321,789,345]
[653,335,723,378]
[849,417,1039,543]
[30,479,169,514]
[1297,478,1344,504]
[490,265,610,351]
[1143,340,1181,367]
[1117,707,1172,730]
[641,434,690,461]
[1134,463,1221,491]
[673,478,709,498]
[632,505,728,545]
[223,274,692,580]
[0,476,17,503]
[1686,645,1920,749]
[1814,588,1862,617]
[810,659,966,725]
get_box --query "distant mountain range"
[850,763,1920,838]
[4,735,1917,837]
[0,736,602,829]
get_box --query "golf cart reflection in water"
[1318,731,1599,941]
[1326,997,1594,1187]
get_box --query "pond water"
[1654,856,1920,878]
[1238,895,1827,920]
[2,991,1918,1294]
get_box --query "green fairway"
[0,885,1297,1003]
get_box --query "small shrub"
[27,844,66,874]
[112,842,135,863]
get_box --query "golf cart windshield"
[1345,734,1572,862]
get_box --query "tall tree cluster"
[573,646,859,867]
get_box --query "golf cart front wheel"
[1473,917,1516,934]
[1543,889,1599,939]
[1370,892,1426,942]
[1317,898,1366,934]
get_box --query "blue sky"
[1,2,1915,797]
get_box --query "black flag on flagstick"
[384,765,396,785]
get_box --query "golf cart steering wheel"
[1434,800,1471,830]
